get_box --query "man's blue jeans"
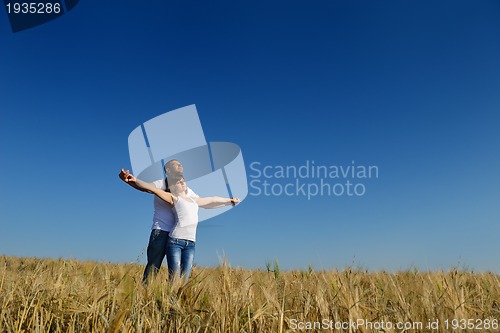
[142,229,170,284]
[166,237,195,282]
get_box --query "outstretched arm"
[193,197,240,209]
[119,169,175,206]
[118,168,156,193]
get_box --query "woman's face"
[171,177,187,194]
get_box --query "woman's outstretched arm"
[193,197,240,209]
[118,168,156,193]
[121,171,175,207]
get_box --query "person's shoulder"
[153,179,166,189]
[186,187,199,197]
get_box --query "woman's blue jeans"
[166,237,195,282]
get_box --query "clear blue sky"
[1,0,499,271]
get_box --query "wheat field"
[1,256,499,332]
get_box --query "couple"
[119,159,239,283]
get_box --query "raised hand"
[118,168,129,181]
[125,173,137,182]
[119,168,136,183]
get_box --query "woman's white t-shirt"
[170,196,199,242]
[151,179,198,232]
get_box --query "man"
[119,159,198,283]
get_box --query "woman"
[124,173,239,281]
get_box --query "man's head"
[164,159,183,177]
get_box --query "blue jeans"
[142,229,170,284]
[166,237,195,282]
